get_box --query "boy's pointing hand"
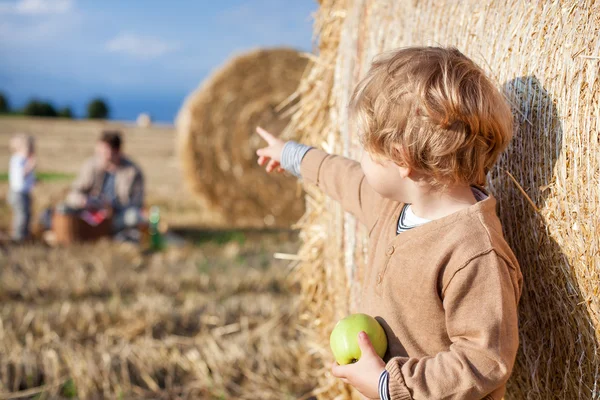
[256,126,285,173]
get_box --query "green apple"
[329,313,388,365]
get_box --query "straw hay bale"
[290,1,600,399]
[177,48,309,228]
[136,113,152,128]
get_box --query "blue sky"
[0,0,316,122]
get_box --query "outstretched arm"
[256,126,384,230]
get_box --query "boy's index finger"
[256,126,275,144]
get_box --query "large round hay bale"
[176,48,308,227]
[290,1,600,399]
[136,113,152,128]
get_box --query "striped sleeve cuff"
[379,369,391,400]
[280,141,313,178]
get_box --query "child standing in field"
[257,47,523,400]
[8,134,36,242]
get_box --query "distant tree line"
[0,92,110,119]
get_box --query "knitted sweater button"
[386,246,395,255]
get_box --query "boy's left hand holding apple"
[331,331,386,399]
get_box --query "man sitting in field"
[61,130,145,240]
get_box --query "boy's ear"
[391,144,411,177]
[396,164,411,179]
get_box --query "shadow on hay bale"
[176,48,309,229]
[491,76,598,398]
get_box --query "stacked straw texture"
[177,48,308,227]
[290,1,600,399]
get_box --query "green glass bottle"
[149,206,163,250]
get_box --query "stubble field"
[0,117,317,399]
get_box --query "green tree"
[24,99,58,117]
[0,92,9,113]
[58,107,74,119]
[87,98,109,119]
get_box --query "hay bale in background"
[290,1,600,399]
[177,48,309,228]
[136,113,152,128]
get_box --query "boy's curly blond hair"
[350,46,513,186]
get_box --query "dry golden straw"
[0,242,318,399]
[176,48,309,228]
[290,1,600,399]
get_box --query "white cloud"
[0,0,82,49]
[106,33,179,60]
[0,0,74,15]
